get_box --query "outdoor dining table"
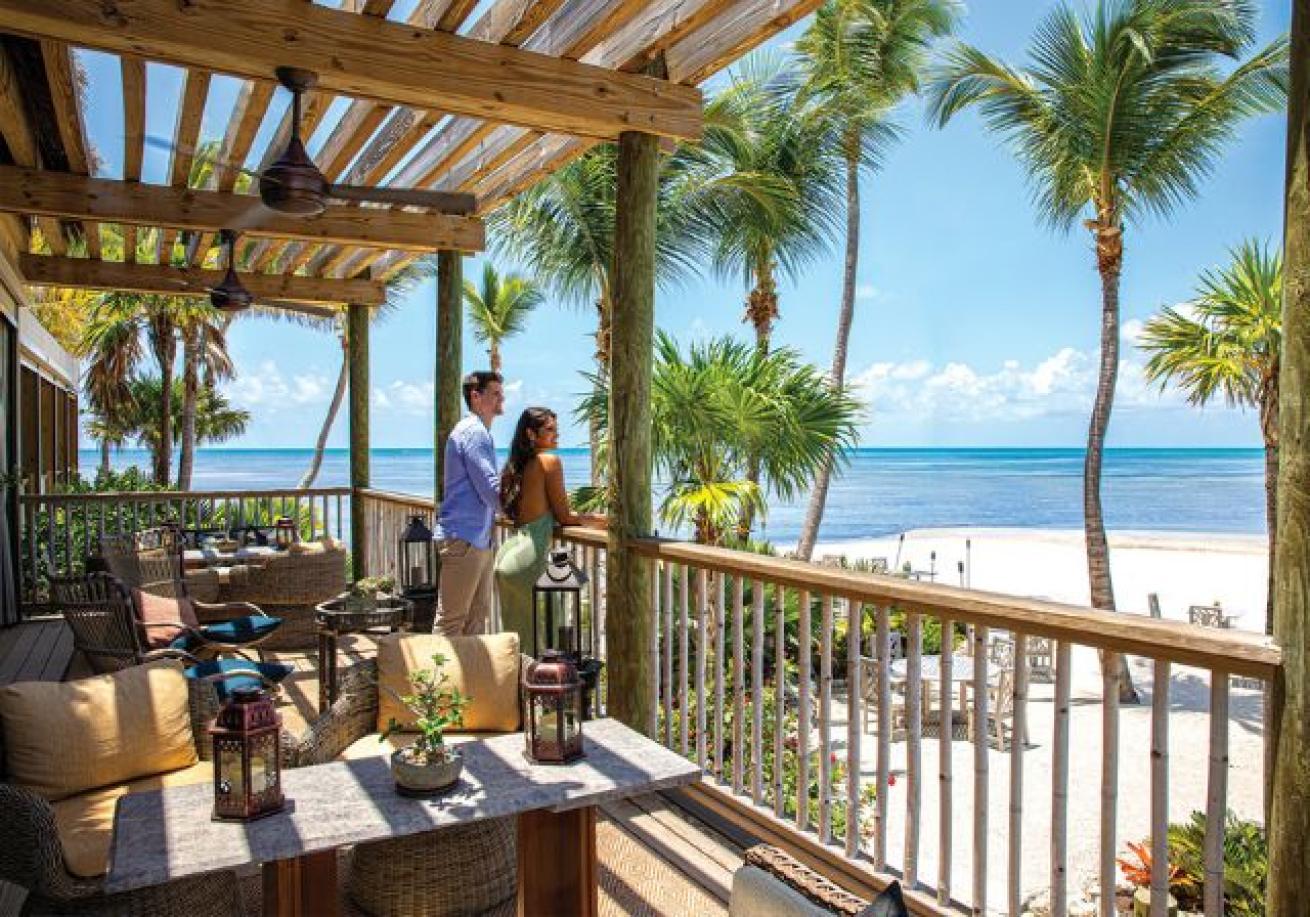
[106,718,701,917]
[890,653,992,735]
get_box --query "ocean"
[80,447,1268,544]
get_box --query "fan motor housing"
[260,136,329,216]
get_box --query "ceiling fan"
[178,229,337,321]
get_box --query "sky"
[73,0,1292,450]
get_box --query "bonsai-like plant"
[381,653,470,765]
[344,575,396,612]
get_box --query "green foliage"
[381,653,470,764]
[1165,811,1267,916]
[462,263,545,372]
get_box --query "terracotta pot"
[391,745,462,795]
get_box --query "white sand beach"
[802,528,1269,914]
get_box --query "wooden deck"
[0,617,75,686]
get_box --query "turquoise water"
[81,447,1267,543]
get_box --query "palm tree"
[121,376,249,464]
[794,0,960,561]
[578,332,862,545]
[1140,239,1281,632]
[462,263,545,373]
[926,0,1286,702]
[299,320,350,490]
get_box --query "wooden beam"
[120,53,145,263]
[157,67,210,263]
[664,0,824,85]
[347,302,370,578]
[0,166,486,252]
[40,40,99,258]
[606,124,659,734]
[0,42,35,254]
[18,253,386,305]
[434,250,462,502]
[0,0,704,142]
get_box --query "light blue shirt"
[435,415,500,550]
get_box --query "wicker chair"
[295,655,521,917]
[97,530,283,657]
[201,546,349,651]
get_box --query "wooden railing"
[17,486,350,607]
[355,489,1281,916]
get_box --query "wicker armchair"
[730,846,907,916]
[200,546,349,651]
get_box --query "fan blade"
[327,183,477,215]
[254,299,341,321]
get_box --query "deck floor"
[0,617,75,687]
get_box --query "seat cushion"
[134,588,202,648]
[52,761,213,878]
[0,659,198,801]
[185,659,294,700]
[172,614,283,650]
[376,632,521,734]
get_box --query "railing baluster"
[1051,641,1072,917]
[714,569,726,781]
[845,599,862,859]
[752,578,765,805]
[1150,659,1170,917]
[663,561,673,748]
[647,556,660,739]
[1204,673,1229,917]
[906,612,923,888]
[973,624,990,917]
[796,589,811,833]
[680,563,690,756]
[874,603,891,871]
[696,567,708,771]
[939,616,954,904]
[1009,633,1029,916]
[818,594,833,844]
[1100,652,1121,917]
[773,583,787,819]
[732,575,746,795]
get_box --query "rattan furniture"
[313,595,413,710]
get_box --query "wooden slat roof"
[0,0,821,307]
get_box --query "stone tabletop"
[106,718,700,895]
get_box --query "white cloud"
[370,377,525,417]
[224,361,334,410]
[856,283,880,301]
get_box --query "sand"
[800,528,1268,914]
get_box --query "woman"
[494,408,605,652]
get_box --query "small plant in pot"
[381,652,470,796]
[343,575,396,614]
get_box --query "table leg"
[262,849,338,917]
[517,806,598,916]
[317,630,338,711]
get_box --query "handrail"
[21,486,352,504]
[354,487,434,509]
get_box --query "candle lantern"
[532,549,587,658]
[273,516,297,550]
[522,650,585,764]
[210,686,284,821]
[399,515,437,632]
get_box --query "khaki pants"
[434,538,494,636]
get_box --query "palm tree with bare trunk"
[462,263,544,374]
[927,0,1287,702]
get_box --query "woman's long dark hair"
[500,407,556,521]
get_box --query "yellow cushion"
[376,632,521,735]
[51,761,213,878]
[0,660,198,801]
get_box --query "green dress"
[494,511,555,654]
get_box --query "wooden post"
[435,249,463,501]
[347,302,370,580]
[1269,2,1310,908]
[605,126,659,733]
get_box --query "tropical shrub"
[1163,811,1267,916]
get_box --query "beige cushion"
[376,633,521,735]
[287,539,326,555]
[51,761,213,878]
[729,866,833,917]
[133,587,200,648]
[0,660,199,801]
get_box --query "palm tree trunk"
[154,346,175,487]
[1260,388,1279,635]
[1088,223,1138,704]
[590,292,612,488]
[736,258,780,540]
[796,144,861,561]
[490,341,502,374]
[176,326,200,490]
[99,440,111,479]
[300,336,349,489]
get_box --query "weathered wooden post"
[435,250,462,501]
[347,302,370,580]
[1269,1,1310,910]
[606,127,659,733]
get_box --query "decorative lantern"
[210,686,285,821]
[522,650,585,764]
[274,516,297,550]
[532,549,587,659]
[399,514,437,632]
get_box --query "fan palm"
[122,376,249,463]
[462,263,545,373]
[1140,239,1281,631]
[794,0,960,561]
[926,0,1286,701]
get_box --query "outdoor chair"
[293,631,527,917]
[0,658,308,917]
[98,529,284,657]
[965,667,1018,750]
[858,630,906,736]
[49,573,293,696]
[1026,634,1055,683]
[1188,603,1233,629]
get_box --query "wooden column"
[1269,1,1310,910]
[347,302,370,579]
[435,250,462,501]
[605,128,659,733]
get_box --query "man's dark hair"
[462,371,503,409]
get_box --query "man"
[434,370,504,635]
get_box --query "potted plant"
[343,575,396,613]
[381,652,470,796]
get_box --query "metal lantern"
[274,516,297,550]
[210,686,284,821]
[532,549,587,659]
[522,650,585,765]
[399,514,437,632]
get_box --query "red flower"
[888,774,897,787]
[830,753,839,764]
